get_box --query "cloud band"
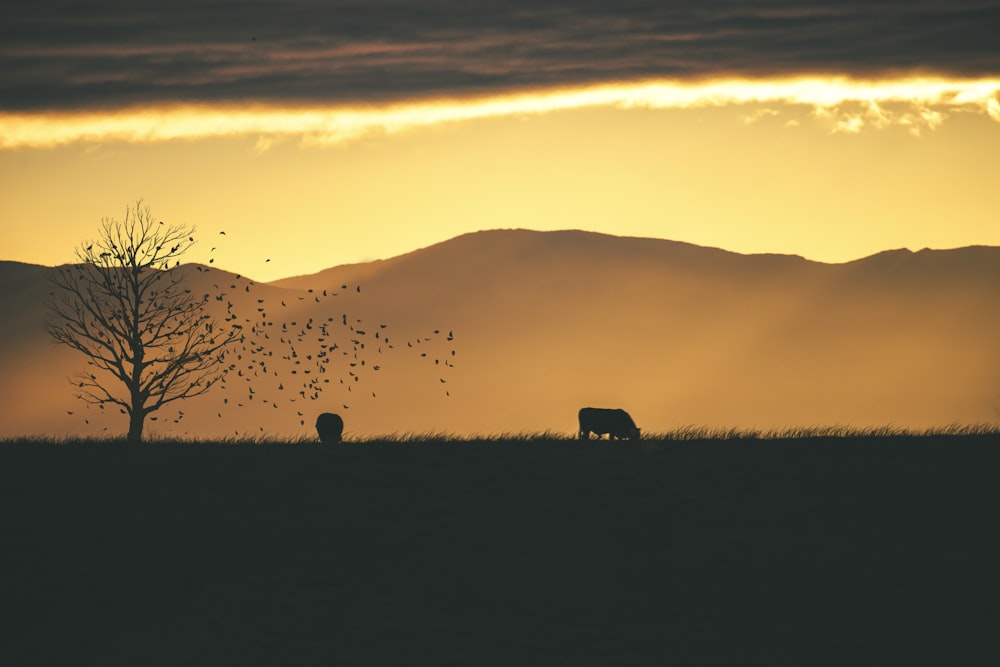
[2,76,999,149]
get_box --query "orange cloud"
[2,76,999,149]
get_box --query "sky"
[3,1,1000,283]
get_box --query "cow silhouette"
[578,407,640,440]
[315,412,344,444]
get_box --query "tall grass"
[653,422,1000,441]
[4,423,1000,447]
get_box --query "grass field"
[2,431,999,666]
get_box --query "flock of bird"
[187,233,457,435]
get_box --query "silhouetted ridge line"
[267,229,823,289]
[5,231,1000,438]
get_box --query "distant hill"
[3,230,1000,438]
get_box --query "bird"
[219,231,226,235]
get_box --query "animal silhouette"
[315,412,344,444]
[578,407,640,440]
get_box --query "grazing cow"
[315,412,344,444]
[578,407,640,440]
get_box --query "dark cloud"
[2,1,999,111]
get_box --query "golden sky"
[3,76,1000,282]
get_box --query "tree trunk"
[127,409,144,445]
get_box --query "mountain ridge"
[269,228,824,289]
[6,230,998,288]
[3,229,1000,438]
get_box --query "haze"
[4,230,1000,438]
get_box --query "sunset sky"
[3,1,999,283]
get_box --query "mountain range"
[3,229,1000,438]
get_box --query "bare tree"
[47,200,237,444]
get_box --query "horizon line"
[6,227,998,284]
